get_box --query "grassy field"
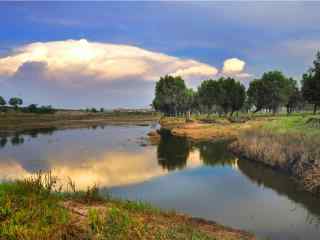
[262,115,320,135]
[0,173,254,240]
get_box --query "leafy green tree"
[153,75,189,116]
[286,78,303,114]
[27,104,38,113]
[248,71,292,114]
[197,79,221,114]
[217,77,246,116]
[302,52,320,114]
[0,96,6,107]
[9,97,23,110]
[197,77,245,116]
[247,79,268,113]
[38,105,55,114]
[179,88,195,119]
[91,108,98,113]
[0,96,6,112]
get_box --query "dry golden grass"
[230,129,320,195]
[162,119,263,142]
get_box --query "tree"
[302,51,320,114]
[247,79,268,113]
[217,77,246,116]
[286,78,303,114]
[9,97,23,110]
[153,75,189,116]
[91,108,98,113]
[27,104,38,113]
[0,96,6,107]
[248,71,292,114]
[179,88,195,120]
[197,79,221,114]
[198,78,245,116]
[0,96,6,112]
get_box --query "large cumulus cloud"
[0,39,249,108]
[0,39,219,84]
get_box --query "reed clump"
[230,129,320,194]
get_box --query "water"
[0,125,319,240]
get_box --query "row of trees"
[0,96,55,114]
[0,97,23,109]
[153,52,320,116]
[152,75,246,117]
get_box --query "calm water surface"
[0,125,320,240]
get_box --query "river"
[0,125,319,240]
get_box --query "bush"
[23,104,56,114]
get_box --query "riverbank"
[160,114,320,196]
[0,111,159,135]
[159,116,265,141]
[0,175,255,240]
[230,115,320,195]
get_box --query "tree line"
[153,51,320,116]
[0,96,55,114]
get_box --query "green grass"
[0,181,72,240]
[262,115,320,135]
[88,206,216,240]
[0,173,251,240]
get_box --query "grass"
[160,115,264,142]
[230,114,320,195]
[0,178,73,239]
[87,206,215,240]
[262,115,320,135]
[0,173,254,240]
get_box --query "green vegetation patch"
[0,181,73,240]
[0,174,252,240]
[262,115,320,135]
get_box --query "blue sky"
[1,2,320,108]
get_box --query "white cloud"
[222,58,245,74]
[0,39,251,107]
[0,39,220,87]
[172,63,218,79]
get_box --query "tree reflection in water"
[157,131,191,171]
[196,140,236,167]
[0,137,7,148]
[11,134,24,146]
[157,131,237,171]
[0,128,57,147]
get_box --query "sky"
[1,2,320,109]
